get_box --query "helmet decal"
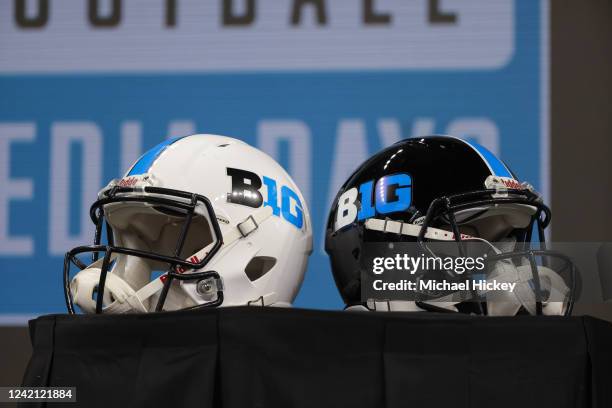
[334,173,412,231]
[127,136,186,176]
[227,167,304,229]
[460,138,513,178]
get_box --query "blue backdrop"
[0,1,547,319]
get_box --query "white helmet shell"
[67,134,312,313]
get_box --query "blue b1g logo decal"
[226,167,303,228]
[334,173,412,231]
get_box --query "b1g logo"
[335,173,412,231]
[226,167,304,229]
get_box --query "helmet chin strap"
[365,300,457,312]
[70,255,151,314]
[364,217,569,316]
[365,218,472,241]
[71,205,275,313]
[71,256,171,314]
[365,218,513,255]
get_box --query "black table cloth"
[21,307,612,408]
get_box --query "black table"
[21,307,612,408]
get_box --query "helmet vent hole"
[245,256,277,281]
[217,144,229,147]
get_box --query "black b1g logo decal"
[226,168,263,208]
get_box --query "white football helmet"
[65,134,312,313]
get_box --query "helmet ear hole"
[245,256,277,281]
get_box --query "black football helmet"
[325,136,576,315]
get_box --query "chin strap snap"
[222,206,274,246]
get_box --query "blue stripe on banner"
[128,136,185,175]
[465,140,513,178]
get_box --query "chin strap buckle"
[247,293,278,307]
[367,299,391,311]
[224,206,274,246]
[237,214,258,238]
